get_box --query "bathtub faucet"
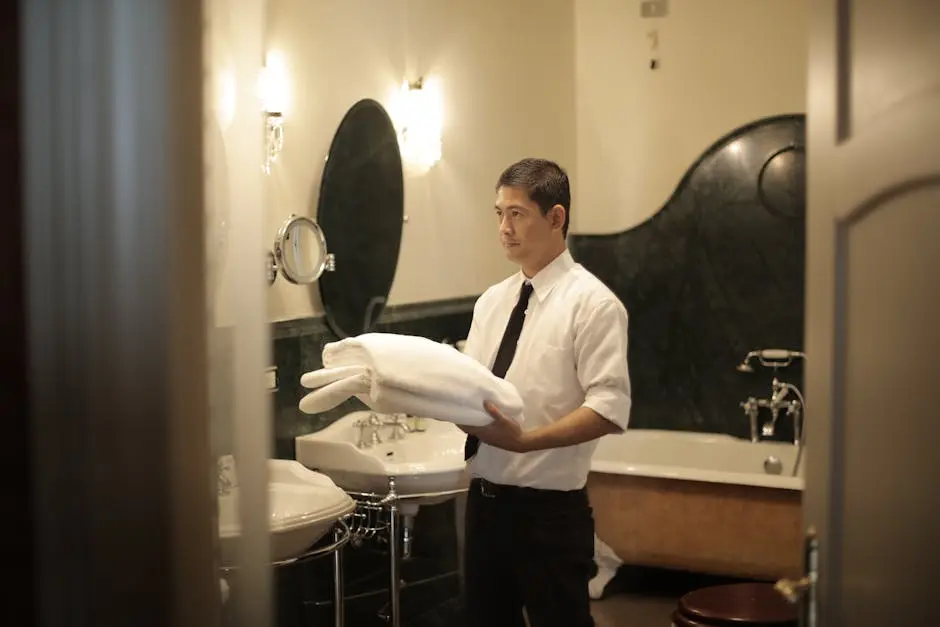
[736,349,806,373]
[736,351,806,444]
[740,397,761,442]
[739,378,805,444]
[762,377,789,438]
[739,395,784,442]
[767,378,804,444]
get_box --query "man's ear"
[551,204,567,231]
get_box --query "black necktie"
[464,281,534,460]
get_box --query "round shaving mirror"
[269,214,335,285]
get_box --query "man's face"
[494,185,563,267]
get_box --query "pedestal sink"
[296,411,469,626]
[294,411,469,516]
[217,459,356,566]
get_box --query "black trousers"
[463,478,595,627]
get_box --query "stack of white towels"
[298,333,524,427]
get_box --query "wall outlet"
[640,0,669,18]
[265,366,278,392]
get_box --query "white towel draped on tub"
[297,333,524,427]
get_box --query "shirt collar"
[511,248,575,303]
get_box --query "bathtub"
[587,429,804,581]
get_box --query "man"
[460,158,631,627]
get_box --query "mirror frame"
[315,98,405,338]
[268,214,335,286]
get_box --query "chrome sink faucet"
[354,412,417,448]
[354,412,384,448]
[384,413,411,440]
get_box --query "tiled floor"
[591,593,678,627]
[271,556,756,626]
[588,564,755,627]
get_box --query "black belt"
[471,478,586,503]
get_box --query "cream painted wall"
[265,0,577,323]
[203,0,271,456]
[207,0,807,323]
[573,0,808,234]
[204,0,268,453]
[204,0,267,330]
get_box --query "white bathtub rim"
[589,429,805,491]
[589,460,804,491]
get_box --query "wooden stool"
[671,583,798,626]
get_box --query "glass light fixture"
[390,76,443,174]
[259,50,290,174]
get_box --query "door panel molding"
[830,175,940,625]
[834,0,852,142]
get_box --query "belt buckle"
[479,479,496,498]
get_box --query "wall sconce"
[259,50,290,174]
[391,76,443,173]
[216,69,237,131]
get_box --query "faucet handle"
[740,397,761,443]
[771,378,790,402]
[387,413,410,439]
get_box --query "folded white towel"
[298,374,370,414]
[321,333,509,399]
[298,333,524,427]
[298,374,508,426]
[301,365,370,390]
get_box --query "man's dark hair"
[496,158,571,237]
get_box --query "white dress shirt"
[464,248,631,490]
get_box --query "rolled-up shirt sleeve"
[574,298,632,430]
[462,297,486,365]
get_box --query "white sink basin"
[295,411,469,515]
[217,459,356,566]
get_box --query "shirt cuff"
[582,388,631,431]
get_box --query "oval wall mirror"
[316,98,405,338]
[269,214,335,285]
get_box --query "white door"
[802,2,940,625]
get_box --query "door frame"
[20,3,216,625]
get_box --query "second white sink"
[217,459,356,566]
